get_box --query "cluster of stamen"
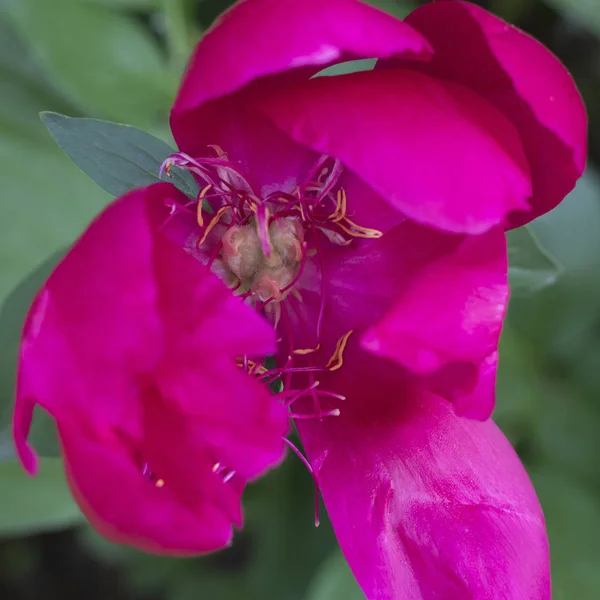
[159,147,381,522]
[161,148,380,311]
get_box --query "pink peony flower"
[13,184,289,554]
[13,0,587,598]
[160,0,585,597]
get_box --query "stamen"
[263,364,326,379]
[283,438,321,527]
[312,159,343,206]
[293,344,321,356]
[142,462,165,488]
[223,471,236,483]
[325,330,354,372]
[197,205,231,247]
[278,380,320,406]
[331,188,347,222]
[301,155,330,193]
[196,183,212,227]
[336,218,383,239]
[309,228,327,341]
[289,408,340,419]
[316,390,346,401]
[298,200,308,222]
[207,144,227,158]
[212,461,236,483]
[235,357,269,376]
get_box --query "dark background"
[1,0,600,598]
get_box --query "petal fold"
[297,348,550,600]
[14,183,287,554]
[362,227,508,419]
[170,0,431,193]
[397,0,587,227]
[258,69,531,234]
[172,0,431,115]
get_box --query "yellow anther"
[197,205,231,247]
[196,184,213,227]
[294,344,321,356]
[250,362,269,376]
[236,357,269,376]
[298,201,308,222]
[325,330,354,372]
[212,463,221,473]
[337,218,383,240]
[208,144,227,158]
[331,189,347,222]
[155,479,165,488]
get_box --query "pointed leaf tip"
[40,112,199,199]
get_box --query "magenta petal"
[172,0,431,115]
[59,420,236,555]
[14,184,288,554]
[170,0,431,193]
[172,97,318,199]
[258,69,532,234]
[283,220,460,357]
[297,351,550,599]
[399,0,587,227]
[362,227,508,419]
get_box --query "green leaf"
[363,0,415,18]
[531,170,600,279]
[506,171,600,363]
[5,0,175,127]
[306,551,364,600]
[507,226,562,296]
[0,458,83,536]
[314,60,377,78]
[41,112,199,199]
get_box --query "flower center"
[221,216,304,302]
[160,147,379,417]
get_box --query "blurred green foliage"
[1,0,600,599]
